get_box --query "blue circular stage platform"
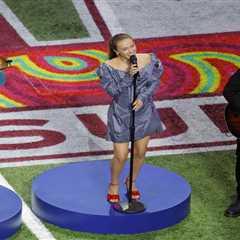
[0,185,22,239]
[32,160,191,234]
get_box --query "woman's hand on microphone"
[132,98,143,111]
[129,64,139,77]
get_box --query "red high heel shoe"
[107,183,120,203]
[125,177,140,200]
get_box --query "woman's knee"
[134,149,146,160]
[114,154,128,163]
[113,143,128,163]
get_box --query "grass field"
[3,0,89,40]
[1,149,239,240]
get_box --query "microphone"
[130,55,139,79]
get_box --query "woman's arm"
[96,64,122,97]
[137,56,163,103]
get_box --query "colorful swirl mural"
[0,32,240,108]
[12,49,107,82]
[171,51,240,93]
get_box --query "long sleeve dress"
[96,53,164,143]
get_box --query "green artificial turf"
[10,224,38,240]
[4,0,89,40]
[1,150,240,240]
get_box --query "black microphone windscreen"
[130,55,137,65]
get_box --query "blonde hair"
[108,33,133,59]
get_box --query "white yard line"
[0,174,56,240]
[93,0,124,35]
[72,0,103,42]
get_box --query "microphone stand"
[113,72,146,214]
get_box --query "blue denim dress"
[96,53,164,143]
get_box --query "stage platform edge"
[32,160,191,234]
[0,185,22,239]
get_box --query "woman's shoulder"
[96,59,113,72]
[137,53,161,69]
[98,58,120,72]
[104,58,113,65]
[96,59,122,78]
[137,53,160,64]
[96,61,108,77]
[135,53,150,69]
[137,53,151,62]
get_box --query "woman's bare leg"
[108,142,129,195]
[109,136,150,195]
[126,136,150,190]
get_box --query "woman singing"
[96,33,164,203]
